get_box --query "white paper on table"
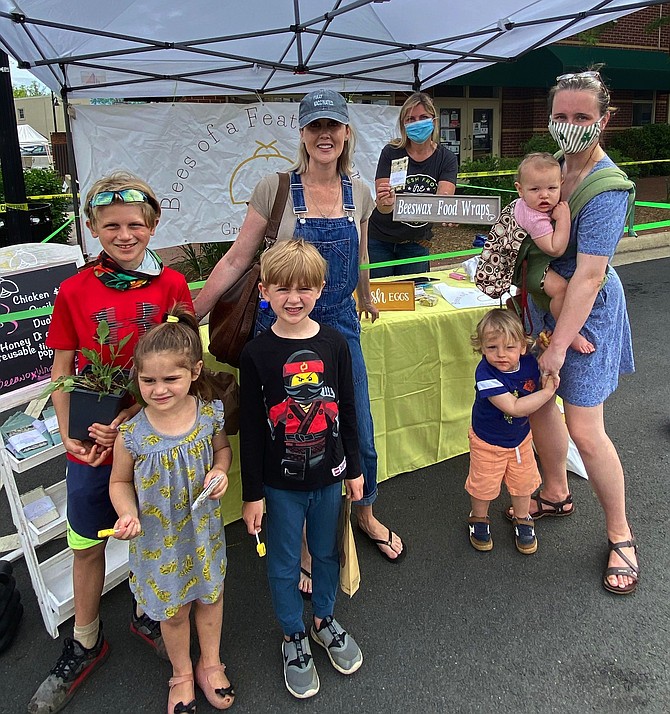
[434,283,502,309]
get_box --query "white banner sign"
[72,103,400,253]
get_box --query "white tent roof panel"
[17,123,49,146]
[0,1,664,97]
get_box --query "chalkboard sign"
[0,262,78,397]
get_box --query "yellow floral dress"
[120,400,227,621]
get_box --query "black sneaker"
[130,609,169,660]
[27,628,109,714]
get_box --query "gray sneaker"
[28,628,109,713]
[310,616,363,675]
[282,631,320,699]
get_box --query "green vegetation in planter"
[42,321,134,400]
[172,242,233,282]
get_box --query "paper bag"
[338,498,360,597]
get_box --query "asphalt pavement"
[1,257,668,714]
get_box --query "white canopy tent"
[16,123,52,168]
[0,1,664,98]
[1,0,664,250]
[17,123,48,147]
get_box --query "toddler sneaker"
[28,626,109,714]
[282,631,320,699]
[310,615,363,675]
[130,593,169,660]
[513,516,538,554]
[468,515,493,551]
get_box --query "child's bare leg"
[299,526,312,597]
[194,595,234,707]
[161,603,194,708]
[510,494,531,519]
[469,497,490,518]
[545,269,595,354]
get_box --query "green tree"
[12,81,47,98]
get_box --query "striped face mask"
[548,118,602,154]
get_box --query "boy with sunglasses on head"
[29,172,193,714]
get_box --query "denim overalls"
[256,172,378,506]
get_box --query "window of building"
[631,90,654,126]
[18,108,25,119]
[434,85,465,98]
[468,86,499,99]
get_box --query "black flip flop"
[299,567,312,601]
[362,527,407,564]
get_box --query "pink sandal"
[195,662,235,710]
[167,673,196,714]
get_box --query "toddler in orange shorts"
[465,309,558,554]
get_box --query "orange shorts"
[465,427,541,501]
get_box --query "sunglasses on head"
[556,70,601,82]
[89,189,156,209]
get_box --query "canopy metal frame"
[1,1,664,97]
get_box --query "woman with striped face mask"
[506,68,639,597]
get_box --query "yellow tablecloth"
[201,270,494,523]
[362,272,492,485]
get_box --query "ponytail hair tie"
[163,313,180,323]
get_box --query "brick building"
[428,3,670,162]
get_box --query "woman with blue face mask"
[506,69,638,596]
[369,92,458,277]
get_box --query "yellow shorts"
[465,427,541,501]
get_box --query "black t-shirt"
[239,325,361,501]
[369,143,458,244]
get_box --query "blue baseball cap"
[298,89,349,128]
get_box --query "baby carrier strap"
[568,166,636,223]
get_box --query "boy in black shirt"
[240,240,364,700]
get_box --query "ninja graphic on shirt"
[267,349,339,480]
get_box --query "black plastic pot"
[68,387,126,442]
[0,560,23,655]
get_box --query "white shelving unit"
[0,382,129,638]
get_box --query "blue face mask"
[405,118,434,144]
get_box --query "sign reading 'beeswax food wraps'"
[356,282,415,312]
[392,194,500,225]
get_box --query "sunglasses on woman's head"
[556,70,601,82]
[89,189,154,209]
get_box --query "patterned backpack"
[475,166,636,302]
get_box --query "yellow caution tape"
[28,193,74,200]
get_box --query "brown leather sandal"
[603,535,639,596]
[504,490,574,521]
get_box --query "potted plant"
[42,321,134,442]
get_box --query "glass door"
[437,100,499,163]
[471,107,494,160]
[438,106,463,163]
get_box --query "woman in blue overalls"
[194,90,406,583]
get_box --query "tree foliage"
[12,81,47,98]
